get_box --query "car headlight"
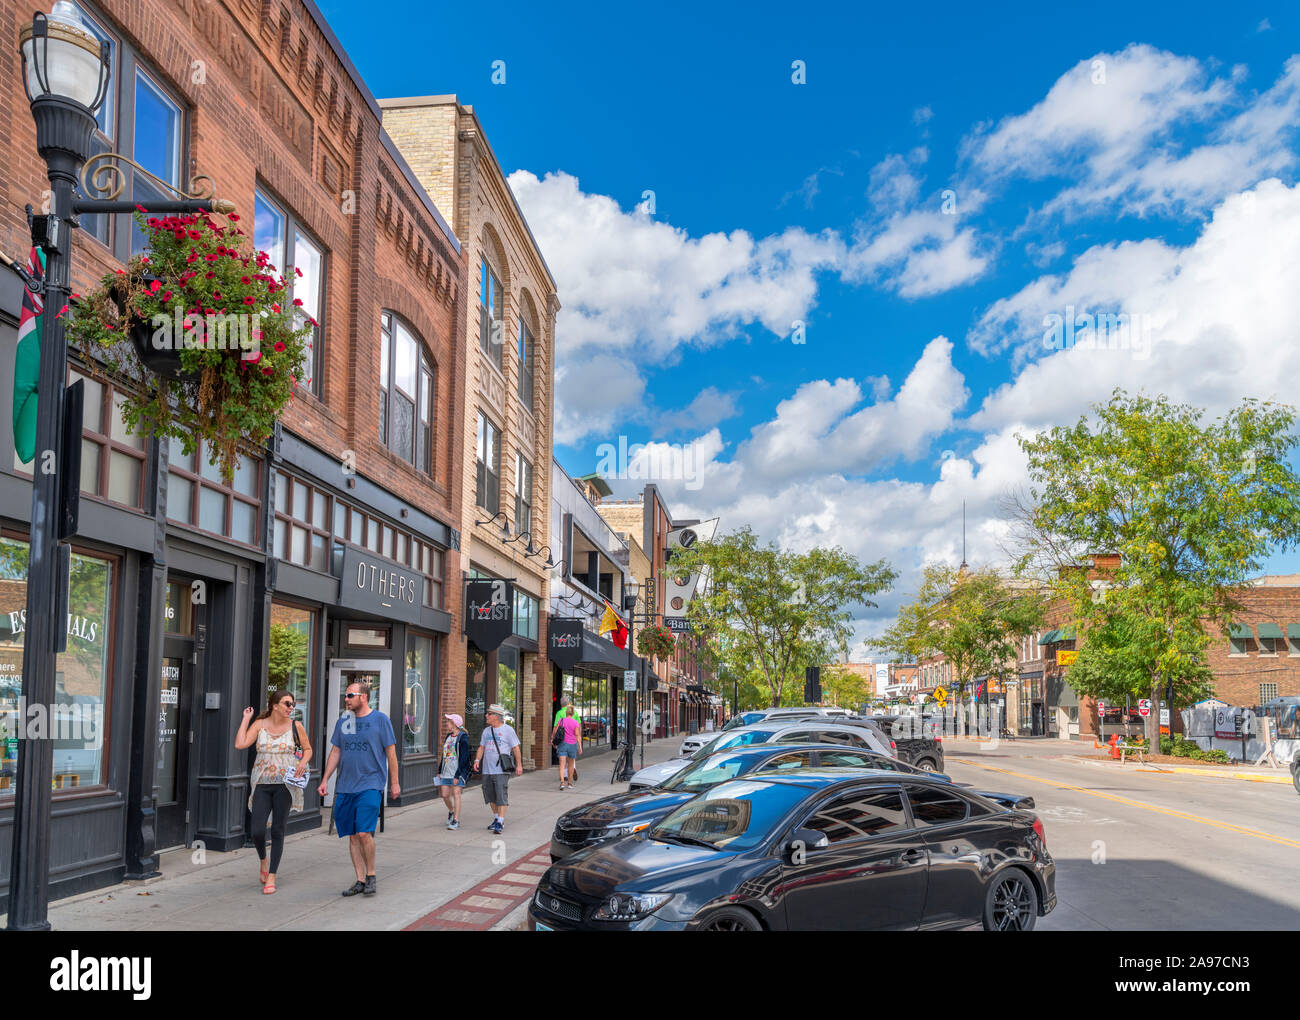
[593,892,674,921]
[607,821,651,837]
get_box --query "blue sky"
[323,0,1300,646]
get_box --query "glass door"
[323,658,392,806]
[155,643,194,850]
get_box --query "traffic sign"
[623,670,638,691]
[1138,699,1151,718]
[934,686,948,708]
[1097,701,1106,715]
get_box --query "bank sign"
[338,545,423,625]
[465,579,513,652]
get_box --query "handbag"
[284,721,308,790]
[550,717,564,748]
[489,725,516,773]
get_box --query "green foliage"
[267,623,308,689]
[873,565,1047,696]
[1016,389,1300,741]
[671,527,896,709]
[67,211,311,483]
[636,624,676,661]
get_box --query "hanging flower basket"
[637,624,676,661]
[67,208,312,483]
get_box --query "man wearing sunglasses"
[318,681,398,897]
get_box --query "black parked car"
[854,715,945,772]
[530,769,1053,931]
[551,743,952,861]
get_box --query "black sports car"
[550,744,953,861]
[530,769,1054,931]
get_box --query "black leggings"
[251,784,291,875]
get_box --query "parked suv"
[844,715,944,772]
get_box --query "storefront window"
[562,668,610,750]
[466,649,487,747]
[512,590,538,642]
[0,537,113,791]
[404,633,434,755]
[498,646,519,730]
[268,602,314,728]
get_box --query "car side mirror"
[787,827,829,860]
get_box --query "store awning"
[1289,624,1300,643]
[1038,629,1060,645]
[1229,624,1254,639]
[1257,622,1284,640]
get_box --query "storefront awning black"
[548,617,645,674]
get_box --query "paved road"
[942,740,1300,930]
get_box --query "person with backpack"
[551,705,582,789]
[235,690,312,895]
[437,714,472,829]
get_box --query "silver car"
[632,719,895,790]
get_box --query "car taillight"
[1032,817,1046,848]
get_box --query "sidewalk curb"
[1065,755,1293,784]
[492,901,531,931]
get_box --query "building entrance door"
[323,658,391,806]
[156,637,197,851]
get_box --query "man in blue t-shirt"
[318,680,398,897]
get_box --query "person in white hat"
[436,714,472,829]
[473,704,522,833]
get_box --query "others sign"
[338,545,423,625]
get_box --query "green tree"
[821,662,870,712]
[1015,389,1300,744]
[673,528,896,709]
[873,565,1046,723]
[267,623,308,690]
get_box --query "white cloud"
[963,45,1300,219]
[654,387,740,435]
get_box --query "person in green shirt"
[553,696,581,782]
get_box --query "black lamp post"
[10,4,233,930]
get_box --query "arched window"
[379,312,435,474]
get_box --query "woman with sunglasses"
[236,689,313,894]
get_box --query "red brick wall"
[3,0,469,725]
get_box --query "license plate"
[535,921,554,931]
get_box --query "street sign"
[1056,649,1078,665]
[1097,701,1106,715]
[1138,699,1152,718]
[934,686,948,708]
[623,670,638,691]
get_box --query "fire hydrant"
[1108,733,1121,759]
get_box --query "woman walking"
[236,690,312,894]
[437,714,472,829]
[552,705,582,789]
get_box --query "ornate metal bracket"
[80,150,221,204]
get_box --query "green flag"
[13,247,45,464]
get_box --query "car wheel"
[982,869,1038,931]
[695,906,762,931]
[916,759,937,772]
[1292,763,1300,796]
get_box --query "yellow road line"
[952,757,1300,849]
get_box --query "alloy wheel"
[991,877,1033,930]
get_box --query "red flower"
[135,204,149,214]
[189,231,201,240]
[240,276,251,285]
[186,253,198,264]
[149,279,162,294]
[262,366,274,375]
[205,272,215,279]
[114,269,125,275]
[147,218,160,228]
[292,298,303,307]
[204,307,215,315]
[273,341,286,352]
[272,304,281,314]
[243,296,255,306]
[295,267,303,278]
[228,213,240,221]
[247,350,263,364]
[174,230,186,240]
[212,292,222,301]
[56,304,69,318]
[162,291,172,301]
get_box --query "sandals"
[262,880,277,895]
[259,865,269,885]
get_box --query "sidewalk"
[1066,754,1294,785]
[16,735,682,932]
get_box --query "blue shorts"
[334,789,382,836]
[557,742,578,759]
[435,776,465,787]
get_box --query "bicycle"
[611,740,634,784]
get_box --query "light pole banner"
[663,518,719,621]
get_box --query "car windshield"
[689,729,775,760]
[650,779,811,851]
[722,712,764,731]
[661,750,766,792]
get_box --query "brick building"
[380,95,558,769]
[0,0,469,907]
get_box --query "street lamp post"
[8,5,233,929]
